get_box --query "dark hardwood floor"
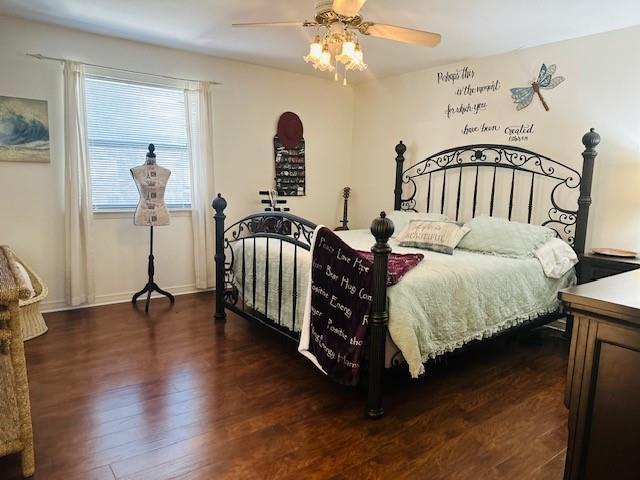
[1,293,569,479]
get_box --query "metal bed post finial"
[366,211,394,418]
[574,128,600,260]
[212,193,227,322]
[394,141,406,211]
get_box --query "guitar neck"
[341,194,349,226]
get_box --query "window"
[84,76,192,210]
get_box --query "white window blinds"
[84,76,192,210]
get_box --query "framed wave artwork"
[0,95,50,163]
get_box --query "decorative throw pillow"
[386,210,449,238]
[15,262,35,299]
[457,215,555,257]
[396,220,470,255]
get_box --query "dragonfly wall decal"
[510,64,565,111]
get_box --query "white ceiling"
[1,0,639,81]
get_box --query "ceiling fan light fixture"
[303,35,323,65]
[345,41,367,71]
[315,46,335,72]
[336,33,356,64]
[306,27,366,77]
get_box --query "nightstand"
[579,253,640,284]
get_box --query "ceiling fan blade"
[232,21,316,28]
[332,0,368,17]
[366,23,441,47]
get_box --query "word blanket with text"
[298,227,423,385]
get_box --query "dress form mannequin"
[130,144,175,312]
[130,144,171,226]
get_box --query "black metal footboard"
[212,195,317,339]
[212,194,393,417]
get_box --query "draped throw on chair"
[185,82,215,289]
[63,61,95,306]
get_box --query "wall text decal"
[460,122,535,143]
[461,123,500,136]
[437,66,475,84]
[437,66,502,119]
[446,102,487,119]
[434,64,548,143]
[505,124,535,142]
[454,79,501,97]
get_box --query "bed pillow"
[458,215,555,257]
[396,220,470,255]
[386,210,448,238]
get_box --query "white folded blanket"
[535,237,578,279]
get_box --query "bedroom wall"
[350,26,640,253]
[0,15,354,310]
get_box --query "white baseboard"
[41,284,214,313]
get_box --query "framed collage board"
[274,111,305,196]
[274,135,305,196]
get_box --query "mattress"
[230,229,575,377]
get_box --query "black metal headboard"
[393,129,600,255]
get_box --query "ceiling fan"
[233,0,441,83]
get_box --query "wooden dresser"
[560,269,640,480]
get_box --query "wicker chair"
[0,245,35,477]
[15,257,48,341]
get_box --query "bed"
[227,231,575,377]
[212,128,601,417]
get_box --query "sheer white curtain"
[185,82,215,289]
[63,61,95,305]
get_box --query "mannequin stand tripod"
[132,226,175,313]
